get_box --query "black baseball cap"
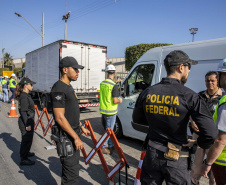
[59,56,84,69]
[164,50,198,66]
[19,77,36,85]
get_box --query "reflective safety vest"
[2,79,8,88]
[99,79,118,115]
[9,78,16,88]
[213,95,226,166]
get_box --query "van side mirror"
[121,80,127,98]
[120,84,125,98]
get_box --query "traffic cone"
[7,99,19,118]
[134,151,146,185]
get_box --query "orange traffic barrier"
[34,105,53,136]
[7,99,19,118]
[33,107,128,183]
[80,120,128,184]
[134,151,146,185]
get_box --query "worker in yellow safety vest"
[2,76,9,102]
[201,59,226,185]
[100,64,122,154]
[9,73,17,102]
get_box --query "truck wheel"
[41,95,48,109]
[41,94,52,112]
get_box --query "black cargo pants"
[141,146,190,185]
[18,117,34,160]
[60,147,80,185]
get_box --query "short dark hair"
[164,63,179,76]
[205,71,218,79]
[59,67,64,74]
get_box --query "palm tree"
[4,52,14,67]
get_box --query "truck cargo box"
[25,40,107,109]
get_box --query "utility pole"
[189,28,198,42]
[62,11,70,40]
[2,48,5,68]
[42,12,44,46]
[15,12,45,47]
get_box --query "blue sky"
[0,0,226,59]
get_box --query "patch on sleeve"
[51,92,66,108]
[55,95,63,100]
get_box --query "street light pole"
[15,12,44,46]
[189,28,198,42]
[62,11,71,40]
[42,12,44,46]
[2,48,5,68]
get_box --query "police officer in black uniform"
[15,77,36,165]
[51,56,90,185]
[132,50,218,185]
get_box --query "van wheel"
[114,117,123,139]
[41,95,48,109]
[101,116,123,139]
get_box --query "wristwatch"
[204,159,212,166]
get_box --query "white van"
[114,37,226,141]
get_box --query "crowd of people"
[7,52,226,185]
[0,73,17,103]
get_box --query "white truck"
[25,40,107,110]
[114,37,226,141]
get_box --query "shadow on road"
[0,132,58,185]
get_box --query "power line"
[45,0,118,31]
[8,33,40,54]
[44,0,109,29]
[7,0,121,56]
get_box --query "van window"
[126,64,155,96]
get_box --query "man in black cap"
[51,56,90,185]
[132,50,218,184]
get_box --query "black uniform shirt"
[51,80,80,138]
[18,92,35,126]
[198,90,223,115]
[133,78,218,149]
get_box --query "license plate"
[80,99,88,103]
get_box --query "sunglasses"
[183,63,191,70]
[27,83,33,87]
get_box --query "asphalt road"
[0,101,209,185]
[0,101,143,185]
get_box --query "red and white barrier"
[34,105,53,136]
[33,106,128,184]
[79,103,99,108]
[134,151,146,185]
[81,120,128,184]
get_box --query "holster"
[164,142,181,161]
[51,124,73,157]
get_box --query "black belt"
[148,140,189,157]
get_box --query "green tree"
[125,43,172,71]
[4,52,14,67]
[22,62,26,68]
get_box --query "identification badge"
[164,142,181,161]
